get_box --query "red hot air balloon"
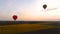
[13,15,18,21]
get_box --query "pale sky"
[0,0,60,21]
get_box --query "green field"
[0,24,60,34]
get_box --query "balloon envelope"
[43,4,47,9]
[13,15,17,20]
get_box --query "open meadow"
[0,23,60,34]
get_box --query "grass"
[0,24,59,34]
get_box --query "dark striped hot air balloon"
[43,4,47,9]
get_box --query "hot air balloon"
[43,4,47,9]
[13,15,18,21]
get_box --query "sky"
[0,0,60,21]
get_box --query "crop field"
[0,23,60,34]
